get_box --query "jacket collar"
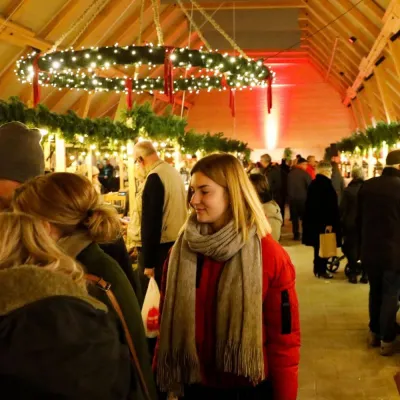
[146,159,165,175]
[382,167,400,178]
[316,173,331,182]
[58,231,93,259]
[349,178,364,186]
[0,266,106,316]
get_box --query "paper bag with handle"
[319,226,337,258]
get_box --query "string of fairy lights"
[15,44,273,95]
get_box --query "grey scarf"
[157,216,264,394]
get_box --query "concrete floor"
[281,231,400,399]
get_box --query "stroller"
[327,254,363,277]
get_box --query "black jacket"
[0,266,130,400]
[340,178,363,235]
[331,163,345,204]
[287,167,312,202]
[263,164,282,204]
[358,167,400,270]
[302,174,342,247]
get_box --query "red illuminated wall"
[187,60,354,160]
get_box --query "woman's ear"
[42,221,62,241]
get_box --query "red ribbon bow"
[267,75,273,114]
[125,78,133,110]
[32,53,41,107]
[164,47,175,104]
[221,75,236,118]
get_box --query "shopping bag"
[141,277,160,338]
[319,227,337,258]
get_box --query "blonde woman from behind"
[0,212,130,399]
[156,153,300,400]
[249,173,283,241]
[12,172,157,400]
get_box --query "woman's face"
[190,172,230,231]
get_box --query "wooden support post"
[350,100,362,130]
[358,92,372,127]
[114,94,128,123]
[363,78,382,126]
[368,148,374,179]
[119,155,125,190]
[374,64,397,123]
[127,140,136,218]
[86,148,93,181]
[55,136,66,172]
[388,40,400,80]
[354,97,367,129]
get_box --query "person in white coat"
[250,173,282,241]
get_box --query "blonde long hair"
[12,173,121,243]
[0,212,83,282]
[189,153,271,240]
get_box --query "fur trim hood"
[0,266,106,316]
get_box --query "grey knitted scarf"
[157,216,264,394]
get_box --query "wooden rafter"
[170,1,305,9]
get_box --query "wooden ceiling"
[0,0,397,128]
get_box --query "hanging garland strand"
[16,46,270,94]
[151,0,164,45]
[190,0,249,60]
[0,96,250,156]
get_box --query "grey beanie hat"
[0,122,45,183]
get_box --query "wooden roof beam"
[174,0,305,9]
[344,0,400,105]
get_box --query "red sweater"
[156,235,300,400]
[306,164,316,180]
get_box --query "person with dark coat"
[0,212,131,400]
[260,154,283,213]
[357,150,400,356]
[331,161,345,204]
[12,173,157,400]
[340,166,366,284]
[287,157,312,240]
[280,158,291,222]
[302,161,342,279]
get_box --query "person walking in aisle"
[12,173,157,400]
[306,155,317,180]
[287,157,312,240]
[340,166,366,284]
[0,212,131,399]
[156,153,300,400]
[331,161,345,204]
[358,150,400,356]
[250,173,283,241]
[133,141,187,291]
[260,154,284,217]
[302,161,342,279]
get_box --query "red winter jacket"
[306,164,316,180]
[156,235,300,400]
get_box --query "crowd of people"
[249,149,400,358]
[0,122,300,400]
[2,119,399,398]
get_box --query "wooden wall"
[187,61,355,161]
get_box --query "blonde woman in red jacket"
[156,153,300,400]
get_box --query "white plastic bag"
[141,277,160,338]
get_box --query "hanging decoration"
[32,53,41,107]
[16,46,271,96]
[325,121,400,157]
[0,97,250,156]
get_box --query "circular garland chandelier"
[16,45,270,95]
[15,0,275,116]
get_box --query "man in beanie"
[358,149,400,356]
[0,122,44,206]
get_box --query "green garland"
[326,122,400,158]
[0,97,250,155]
[16,46,271,94]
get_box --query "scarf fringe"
[157,350,202,394]
[216,341,265,384]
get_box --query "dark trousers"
[181,381,273,400]
[367,267,400,342]
[313,244,328,276]
[289,199,305,238]
[342,237,359,277]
